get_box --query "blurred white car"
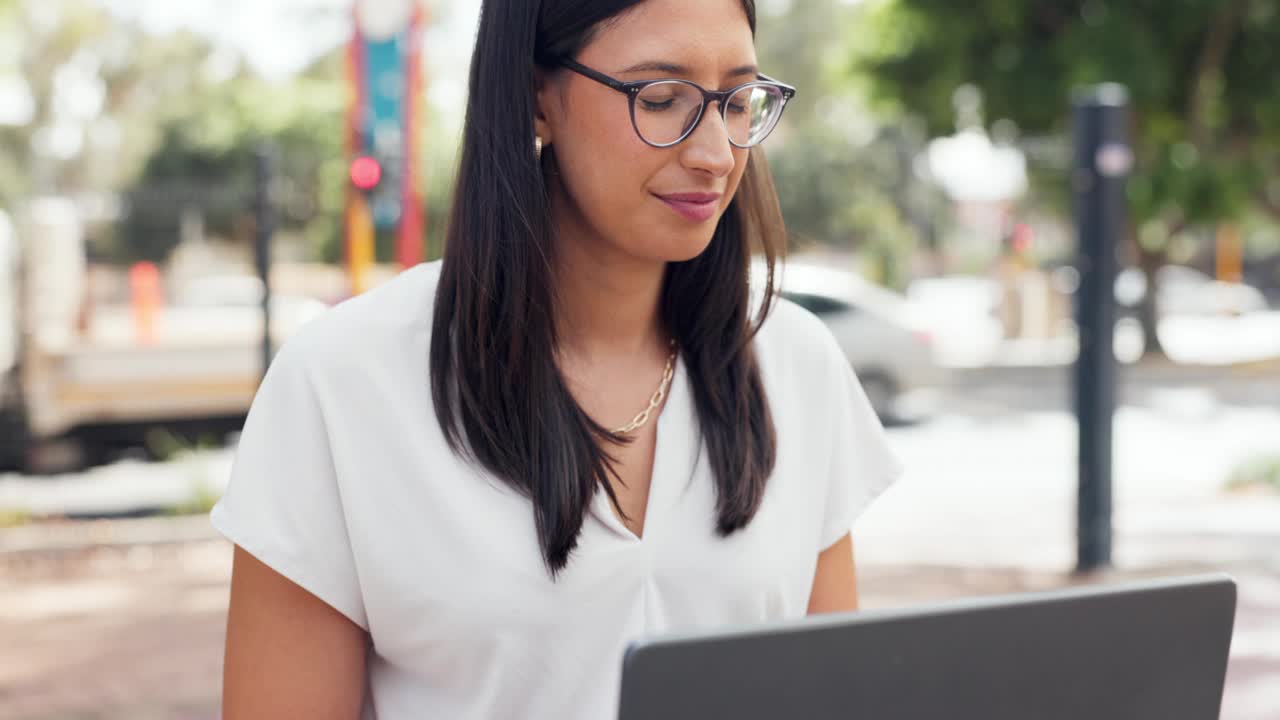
[905,276,1007,367]
[1115,265,1267,317]
[756,261,945,421]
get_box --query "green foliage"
[2,3,448,265]
[767,125,925,287]
[147,428,224,516]
[114,60,348,263]
[0,2,228,209]
[116,46,457,265]
[1227,453,1280,493]
[163,483,221,516]
[756,0,930,285]
[854,0,1280,236]
[143,426,216,462]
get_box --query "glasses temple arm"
[756,73,797,97]
[559,58,632,93]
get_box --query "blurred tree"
[853,0,1280,354]
[119,45,456,266]
[755,0,936,288]
[0,0,23,203]
[0,1,220,207]
[0,2,448,266]
[116,53,347,263]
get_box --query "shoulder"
[751,292,849,389]
[271,261,442,383]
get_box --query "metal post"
[1072,85,1131,573]
[254,144,276,380]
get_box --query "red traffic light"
[1011,222,1034,254]
[350,155,382,191]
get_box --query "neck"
[550,191,668,362]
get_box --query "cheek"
[726,148,751,199]
[557,115,663,221]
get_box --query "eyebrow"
[619,61,759,79]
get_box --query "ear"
[532,66,556,147]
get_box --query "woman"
[215,0,902,717]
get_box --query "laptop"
[618,573,1236,720]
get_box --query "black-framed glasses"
[559,57,796,149]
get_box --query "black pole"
[254,143,276,380]
[1072,85,1131,573]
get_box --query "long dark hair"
[431,0,785,577]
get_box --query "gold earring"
[535,136,544,160]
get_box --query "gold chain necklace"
[611,342,678,435]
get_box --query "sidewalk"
[3,507,1278,720]
[2,533,229,720]
[962,312,1280,370]
[851,452,1280,720]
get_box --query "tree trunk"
[1136,244,1166,357]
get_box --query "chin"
[639,227,718,264]
[671,232,718,262]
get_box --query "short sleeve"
[819,356,905,550]
[209,340,369,630]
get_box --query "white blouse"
[210,260,902,719]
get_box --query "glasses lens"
[634,81,705,146]
[726,85,785,147]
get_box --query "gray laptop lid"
[618,573,1236,720]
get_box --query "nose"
[679,103,736,178]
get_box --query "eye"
[639,97,676,112]
[636,81,697,114]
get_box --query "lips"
[654,192,722,223]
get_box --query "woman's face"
[535,0,756,264]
